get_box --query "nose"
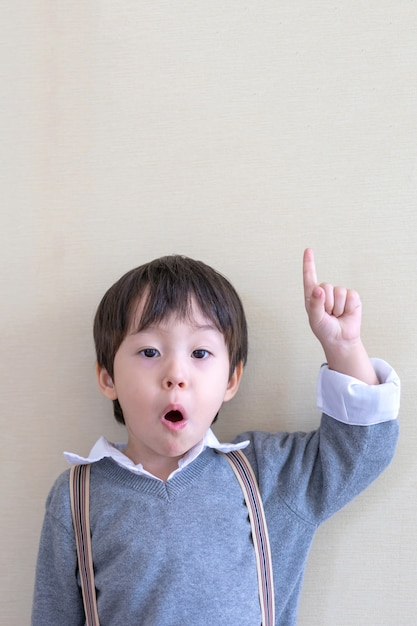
[162,357,187,390]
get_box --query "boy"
[32,249,400,625]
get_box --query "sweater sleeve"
[31,471,85,626]
[240,359,400,526]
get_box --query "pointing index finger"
[303,248,318,297]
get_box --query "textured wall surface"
[1,3,416,624]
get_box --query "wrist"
[323,339,379,385]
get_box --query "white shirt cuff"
[317,358,400,426]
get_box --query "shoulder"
[43,468,73,529]
[232,428,314,483]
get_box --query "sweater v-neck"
[92,448,219,501]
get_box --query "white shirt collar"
[64,429,249,482]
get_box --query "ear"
[96,363,118,400]
[223,361,243,402]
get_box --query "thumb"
[306,285,326,328]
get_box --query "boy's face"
[97,298,242,480]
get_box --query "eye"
[140,348,160,358]
[192,349,210,359]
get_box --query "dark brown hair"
[93,255,248,424]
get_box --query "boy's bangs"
[132,282,224,334]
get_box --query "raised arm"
[303,248,379,385]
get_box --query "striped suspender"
[222,450,275,626]
[69,452,275,626]
[69,464,100,626]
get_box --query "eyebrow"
[190,322,219,332]
[128,321,220,336]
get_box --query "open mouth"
[161,406,187,431]
[164,410,184,423]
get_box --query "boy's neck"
[123,444,184,482]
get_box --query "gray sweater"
[32,413,398,626]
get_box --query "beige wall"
[2,3,416,624]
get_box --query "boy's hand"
[303,248,378,384]
[303,248,361,346]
